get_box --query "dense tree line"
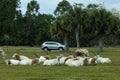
[0,0,120,51]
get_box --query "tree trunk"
[99,38,103,52]
[64,34,69,51]
[75,28,80,49]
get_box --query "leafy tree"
[26,0,39,16]
[0,0,20,45]
[54,0,72,17]
[25,0,40,46]
[35,14,54,45]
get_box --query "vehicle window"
[46,43,57,45]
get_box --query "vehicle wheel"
[59,47,64,51]
[43,47,48,51]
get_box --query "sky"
[20,0,120,15]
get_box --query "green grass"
[0,46,120,80]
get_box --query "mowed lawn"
[0,46,120,80]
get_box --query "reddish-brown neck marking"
[83,58,88,65]
[64,57,72,64]
[0,51,2,56]
[8,60,11,65]
[75,50,83,56]
[32,58,38,65]
[15,55,21,61]
[91,58,96,64]
[44,56,50,60]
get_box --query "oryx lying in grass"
[38,55,51,63]
[95,55,111,64]
[91,51,111,64]
[74,49,89,57]
[12,53,30,61]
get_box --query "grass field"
[0,46,120,80]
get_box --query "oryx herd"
[0,48,111,67]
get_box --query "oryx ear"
[32,53,39,58]
[15,48,25,53]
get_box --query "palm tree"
[50,15,70,51]
[94,8,112,52]
[68,3,86,49]
[87,4,119,52]
[50,0,72,51]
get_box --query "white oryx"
[12,53,30,61]
[95,55,111,64]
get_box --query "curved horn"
[32,53,39,58]
[15,48,25,53]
